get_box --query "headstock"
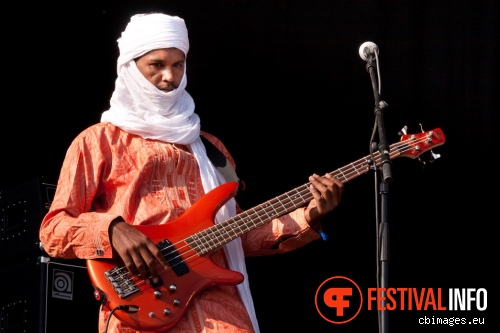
[393,126,446,160]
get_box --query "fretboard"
[186,128,444,256]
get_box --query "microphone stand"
[365,53,392,333]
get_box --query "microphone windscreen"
[359,41,379,61]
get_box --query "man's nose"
[162,67,174,81]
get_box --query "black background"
[2,1,496,332]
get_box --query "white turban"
[100,13,260,332]
[101,12,198,144]
[116,13,189,72]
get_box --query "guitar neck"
[187,128,444,255]
[186,146,384,256]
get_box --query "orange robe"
[39,122,320,333]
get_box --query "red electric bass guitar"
[87,128,446,331]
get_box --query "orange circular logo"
[315,276,363,324]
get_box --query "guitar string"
[113,133,436,289]
[110,132,441,290]
[114,133,434,289]
[160,133,437,263]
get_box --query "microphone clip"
[374,101,389,115]
[365,58,376,72]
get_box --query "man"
[39,12,343,333]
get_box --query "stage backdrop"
[1,1,495,332]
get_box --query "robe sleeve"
[39,128,119,260]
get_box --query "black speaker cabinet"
[0,178,56,265]
[0,256,100,333]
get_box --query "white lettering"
[476,288,487,311]
[449,288,487,311]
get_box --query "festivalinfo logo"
[314,276,487,325]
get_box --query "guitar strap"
[201,135,241,187]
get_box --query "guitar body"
[87,182,244,332]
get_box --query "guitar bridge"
[103,237,190,299]
[105,267,140,299]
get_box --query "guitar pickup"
[158,239,189,276]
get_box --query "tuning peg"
[398,125,408,136]
[429,151,441,163]
[418,150,442,168]
[417,157,425,168]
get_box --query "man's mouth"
[160,86,176,92]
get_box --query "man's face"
[135,48,186,92]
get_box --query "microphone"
[358,41,392,183]
[359,41,382,95]
[359,41,379,61]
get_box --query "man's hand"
[305,173,344,225]
[109,219,170,285]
